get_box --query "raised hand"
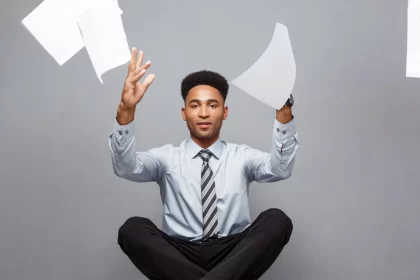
[120,47,155,110]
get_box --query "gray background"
[1,0,419,279]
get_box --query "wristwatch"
[284,94,294,107]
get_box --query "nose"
[198,106,210,118]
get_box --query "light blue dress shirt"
[108,118,299,242]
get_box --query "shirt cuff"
[112,118,136,140]
[273,117,297,141]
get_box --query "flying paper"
[230,23,296,110]
[22,0,82,65]
[77,0,130,83]
[407,0,420,78]
[21,0,128,83]
[21,0,103,65]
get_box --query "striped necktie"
[198,149,219,241]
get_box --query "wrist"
[117,103,136,125]
[276,106,293,124]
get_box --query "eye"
[210,104,217,108]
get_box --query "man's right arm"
[109,47,164,182]
[108,107,170,183]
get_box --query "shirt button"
[125,130,129,134]
[276,128,280,132]
[282,130,286,134]
[118,130,122,135]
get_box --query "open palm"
[121,48,155,109]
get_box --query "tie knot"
[198,149,212,162]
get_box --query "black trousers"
[117,208,293,280]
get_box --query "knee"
[264,208,293,240]
[118,216,154,240]
[117,217,155,254]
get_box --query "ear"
[223,105,228,120]
[181,107,186,121]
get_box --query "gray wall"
[1,0,419,279]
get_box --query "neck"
[190,134,219,149]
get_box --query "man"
[109,48,300,280]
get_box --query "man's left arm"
[243,105,300,183]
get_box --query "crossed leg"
[201,208,293,280]
[117,208,293,280]
[117,217,207,280]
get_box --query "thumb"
[142,74,156,91]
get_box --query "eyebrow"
[188,99,220,104]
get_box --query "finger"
[141,74,156,90]
[134,60,151,74]
[133,61,151,81]
[129,47,137,73]
[135,50,144,70]
[133,69,146,83]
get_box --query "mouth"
[197,122,211,129]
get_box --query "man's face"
[182,85,228,143]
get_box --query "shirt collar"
[185,137,223,160]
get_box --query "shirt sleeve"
[108,118,171,183]
[242,117,300,183]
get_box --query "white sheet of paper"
[114,0,123,14]
[77,0,130,83]
[22,0,83,65]
[21,0,106,65]
[406,0,420,78]
[230,23,296,110]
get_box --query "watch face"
[289,94,294,105]
[284,94,294,107]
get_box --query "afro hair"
[181,70,229,102]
